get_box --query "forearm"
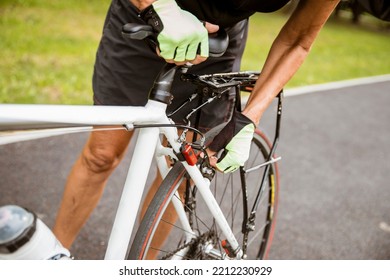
[243,34,308,124]
[243,0,339,124]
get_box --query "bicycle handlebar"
[121,23,229,58]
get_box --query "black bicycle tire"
[127,129,279,260]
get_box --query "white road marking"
[284,74,390,97]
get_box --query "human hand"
[207,111,255,173]
[141,0,219,65]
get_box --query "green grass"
[0,0,109,104]
[1,1,389,104]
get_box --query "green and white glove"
[209,111,256,173]
[141,0,209,62]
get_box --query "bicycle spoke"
[247,221,269,247]
[159,217,198,238]
[173,191,212,233]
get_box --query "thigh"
[93,0,165,106]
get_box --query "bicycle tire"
[128,129,279,260]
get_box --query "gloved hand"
[208,111,255,173]
[140,0,209,62]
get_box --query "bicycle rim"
[128,129,279,260]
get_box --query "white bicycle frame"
[0,100,242,260]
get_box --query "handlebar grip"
[122,23,155,40]
[207,30,229,58]
[121,23,229,58]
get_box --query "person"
[53,0,341,250]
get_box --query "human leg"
[53,1,162,249]
[53,128,132,248]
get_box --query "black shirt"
[177,0,291,27]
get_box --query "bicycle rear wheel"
[128,129,279,260]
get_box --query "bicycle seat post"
[148,63,178,105]
[148,63,193,105]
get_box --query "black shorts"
[92,0,249,131]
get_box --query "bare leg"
[53,127,133,248]
[54,128,192,257]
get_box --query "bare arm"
[243,0,340,124]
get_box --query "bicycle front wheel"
[128,129,279,260]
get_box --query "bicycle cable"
[130,123,204,143]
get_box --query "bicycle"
[0,24,282,260]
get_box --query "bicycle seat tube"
[148,63,179,104]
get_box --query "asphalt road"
[1,79,389,260]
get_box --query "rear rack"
[181,71,260,93]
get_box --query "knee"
[81,146,122,174]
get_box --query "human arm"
[242,0,340,123]
[209,0,340,172]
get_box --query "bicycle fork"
[182,163,243,259]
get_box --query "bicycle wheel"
[128,129,279,260]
